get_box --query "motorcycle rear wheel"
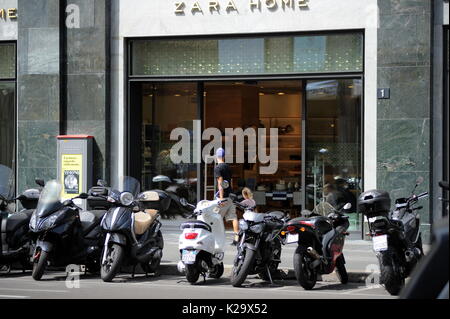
[294,249,317,290]
[32,250,48,281]
[379,249,405,295]
[101,244,124,282]
[230,248,256,287]
[185,261,201,284]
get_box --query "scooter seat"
[181,220,212,232]
[5,211,33,234]
[134,209,158,235]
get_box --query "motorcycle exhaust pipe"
[405,249,418,262]
[307,247,321,260]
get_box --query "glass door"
[138,82,198,203]
[304,79,362,232]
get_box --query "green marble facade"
[15,0,109,193]
[377,0,432,242]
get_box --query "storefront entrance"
[129,78,362,231]
[127,32,364,232]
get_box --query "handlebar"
[417,192,429,199]
[232,200,256,211]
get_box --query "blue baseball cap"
[216,148,225,158]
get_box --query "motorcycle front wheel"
[294,249,317,290]
[230,247,256,287]
[335,255,348,284]
[101,244,125,282]
[32,250,48,281]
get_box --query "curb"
[154,263,372,283]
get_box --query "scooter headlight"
[38,212,63,231]
[239,219,249,231]
[250,223,264,234]
[120,192,134,206]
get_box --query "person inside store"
[215,148,240,246]
[334,177,357,212]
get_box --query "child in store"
[240,187,256,209]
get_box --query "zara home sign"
[0,7,17,20]
[175,0,309,14]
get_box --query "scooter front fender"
[244,243,258,251]
[36,240,53,253]
[107,233,127,247]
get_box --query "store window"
[140,83,198,203]
[130,33,363,77]
[305,79,362,230]
[203,81,303,216]
[0,42,16,171]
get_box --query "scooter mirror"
[35,179,45,187]
[343,203,352,211]
[416,176,424,185]
[78,193,89,200]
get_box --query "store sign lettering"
[0,8,17,20]
[175,0,309,14]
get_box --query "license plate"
[182,250,198,264]
[286,233,299,244]
[373,235,388,252]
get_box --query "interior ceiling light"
[278,92,286,96]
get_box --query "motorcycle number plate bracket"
[286,233,299,244]
[373,235,388,252]
[182,250,198,264]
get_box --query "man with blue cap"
[214,148,239,245]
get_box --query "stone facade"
[12,0,109,193]
[377,0,432,242]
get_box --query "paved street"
[0,272,393,299]
[0,218,395,300]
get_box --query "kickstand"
[132,265,136,279]
[202,272,207,284]
[266,266,273,285]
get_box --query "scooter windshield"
[35,180,63,218]
[0,165,15,201]
[114,176,141,196]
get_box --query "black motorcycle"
[358,177,428,295]
[283,202,351,290]
[99,177,164,282]
[29,180,106,280]
[0,165,41,273]
[230,201,286,287]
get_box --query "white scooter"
[177,198,226,284]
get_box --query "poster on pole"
[61,154,83,200]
